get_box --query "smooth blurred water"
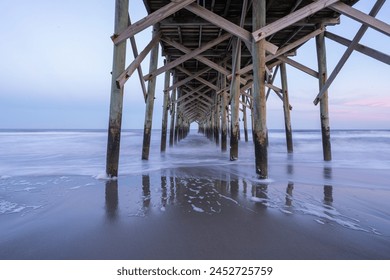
[0,129,389,179]
[1,129,390,242]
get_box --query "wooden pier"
[106,0,390,178]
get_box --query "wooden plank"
[266,83,283,93]
[252,0,339,42]
[128,14,147,101]
[184,2,278,54]
[180,95,211,109]
[161,37,232,77]
[182,86,213,102]
[241,81,253,94]
[266,65,280,99]
[176,66,219,91]
[330,1,390,37]
[112,0,195,44]
[166,67,211,92]
[240,100,251,109]
[175,84,211,103]
[266,27,325,62]
[230,78,283,96]
[234,27,325,78]
[179,90,212,106]
[325,31,390,65]
[278,56,319,78]
[144,33,232,81]
[116,31,161,88]
[280,63,293,153]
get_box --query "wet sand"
[1,166,389,260]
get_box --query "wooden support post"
[280,63,293,153]
[106,0,129,177]
[316,26,332,161]
[221,73,228,152]
[181,117,185,140]
[160,63,171,152]
[210,105,215,141]
[242,94,249,142]
[230,38,241,161]
[252,0,268,179]
[214,93,220,145]
[177,114,183,142]
[174,91,181,144]
[169,77,177,147]
[142,26,159,160]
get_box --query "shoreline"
[1,166,389,260]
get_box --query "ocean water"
[0,129,390,240]
[0,129,389,178]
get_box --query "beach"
[0,129,390,259]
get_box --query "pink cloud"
[343,97,390,108]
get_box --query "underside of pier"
[106,0,390,178]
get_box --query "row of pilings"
[106,0,333,179]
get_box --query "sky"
[0,0,389,130]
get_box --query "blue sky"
[0,0,389,129]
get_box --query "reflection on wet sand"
[285,182,294,207]
[105,180,118,221]
[169,175,175,205]
[142,174,151,210]
[230,178,239,199]
[283,165,333,208]
[103,165,363,232]
[323,167,333,204]
[102,166,384,235]
[252,183,269,209]
[160,175,167,210]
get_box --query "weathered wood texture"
[252,0,268,178]
[160,63,171,152]
[280,63,293,153]
[316,27,332,161]
[106,0,129,177]
[142,26,160,160]
[229,38,241,161]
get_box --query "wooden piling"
[315,26,332,161]
[230,38,241,161]
[210,106,215,141]
[106,0,129,177]
[142,26,160,160]
[214,94,220,145]
[252,0,268,179]
[177,113,183,142]
[174,90,181,144]
[169,79,176,147]
[221,76,228,152]
[242,95,249,142]
[280,63,293,153]
[160,62,170,152]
